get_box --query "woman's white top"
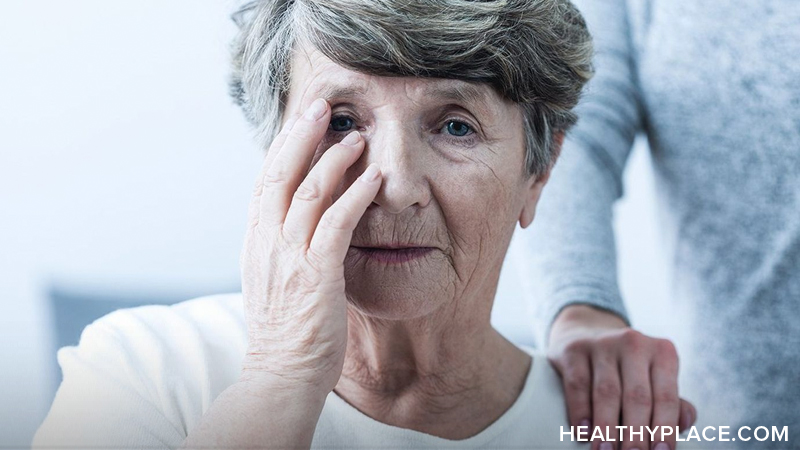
[33,293,584,449]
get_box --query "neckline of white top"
[322,344,540,445]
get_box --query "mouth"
[350,245,437,264]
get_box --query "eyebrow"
[313,82,494,115]
[314,83,370,102]
[421,84,493,111]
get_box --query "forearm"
[180,375,327,450]
[524,0,644,347]
[526,119,632,346]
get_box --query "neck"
[333,299,532,440]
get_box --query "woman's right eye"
[329,115,355,133]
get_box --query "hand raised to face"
[239,98,382,394]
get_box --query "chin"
[345,287,442,320]
[343,250,455,320]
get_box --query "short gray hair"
[229,0,593,177]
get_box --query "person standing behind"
[527,0,800,449]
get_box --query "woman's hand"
[548,305,697,450]
[239,98,381,395]
[181,99,379,450]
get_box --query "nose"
[361,121,431,214]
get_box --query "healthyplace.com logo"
[561,425,789,443]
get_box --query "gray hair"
[229,0,593,177]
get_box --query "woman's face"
[283,45,549,321]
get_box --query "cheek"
[434,162,522,255]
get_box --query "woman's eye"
[329,116,355,133]
[444,120,472,137]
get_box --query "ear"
[518,131,565,228]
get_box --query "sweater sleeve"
[30,301,234,450]
[526,0,643,346]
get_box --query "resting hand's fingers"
[259,98,331,228]
[309,164,382,265]
[246,113,302,230]
[678,399,696,431]
[283,130,365,244]
[619,343,653,450]
[591,348,622,450]
[550,342,593,436]
[648,339,681,450]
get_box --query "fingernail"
[341,130,361,146]
[579,419,591,429]
[360,164,381,182]
[304,98,327,121]
[654,443,670,450]
[630,448,640,450]
[599,443,613,450]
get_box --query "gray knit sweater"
[528,0,800,444]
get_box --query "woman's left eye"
[329,115,355,133]
[443,120,473,137]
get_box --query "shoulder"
[69,291,248,400]
[521,346,568,401]
[94,291,246,336]
[33,293,247,449]
[75,292,246,365]
[518,345,567,406]
[63,292,248,388]
[517,345,585,448]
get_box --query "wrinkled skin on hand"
[239,99,382,394]
[548,305,697,450]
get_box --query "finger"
[262,113,303,182]
[247,113,302,228]
[259,98,330,228]
[283,130,365,244]
[619,354,652,450]
[678,398,696,430]
[553,344,594,435]
[309,164,382,264]
[591,350,622,450]
[649,340,680,450]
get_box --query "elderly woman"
[34,0,618,448]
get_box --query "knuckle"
[655,338,678,359]
[321,207,352,232]
[564,372,592,394]
[563,338,591,355]
[653,389,680,406]
[620,328,646,349]
[294,180,324,203]
[595,340,618,358]
[263,166,289,187]
[594,379,622,400]
[624,385,652,407]
[251,179,265,196]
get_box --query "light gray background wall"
[0,1,677,448]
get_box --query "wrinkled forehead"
[285,43,513,119]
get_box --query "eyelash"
[327,114,478,146]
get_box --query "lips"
[350,245,436,263]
